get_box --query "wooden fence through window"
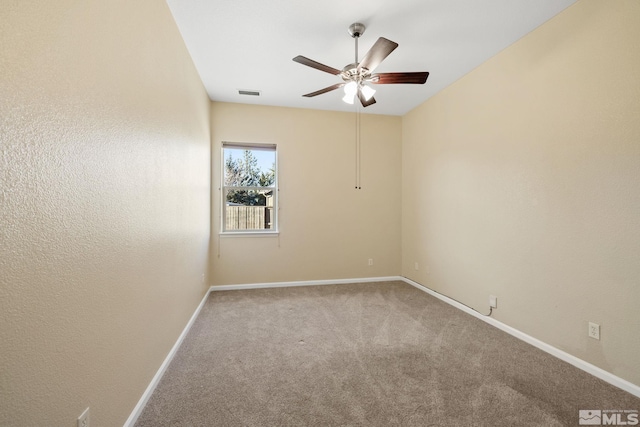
[225,206,273,230]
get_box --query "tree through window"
[222,143,277,232]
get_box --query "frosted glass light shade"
[361,84,376,101]
[343,81,358,95]
[342,93,355,104]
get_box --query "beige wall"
[402,0,640,386]
[0,1,210,426]
[210,102,401,285]
[3,0,638,424]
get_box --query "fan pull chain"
[355,105,362,190]
[354,25,360,190]
[358,109,362,189]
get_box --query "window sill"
[219,231,279,237]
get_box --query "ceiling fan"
[293,22,429,108]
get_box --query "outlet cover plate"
[78,407,89,427]
[588,322,600,340]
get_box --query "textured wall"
[210,103,402,285]
[0,1,210,425]
[402,0,640,386]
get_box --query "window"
[221,142,277,233]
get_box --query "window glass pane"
[224,147,275,187]
[222,143,277,233]
[225,189,275,231]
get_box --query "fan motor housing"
[341,63,371,83]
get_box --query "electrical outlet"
[489,295,497,309]
[588,322,600,340]
[78,407,89,427]
[368,258,373,266]
[201,273,205,284]
[414,262,419,271]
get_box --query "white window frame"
[220,142,278,235]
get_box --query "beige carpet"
[134,281,639,426]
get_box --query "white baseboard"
[209,276,401,292]
[401,276,640,399]
[123,288,212,427]
[126,275,639,424]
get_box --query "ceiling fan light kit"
[342,81,371,104]
[293,22,429,108]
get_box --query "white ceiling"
[166,0,576,116]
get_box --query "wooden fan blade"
[370,72,429,84]
[357,89,376,107]
[303,83,345,97]
[357,37,398,73]
[293,55,341,75]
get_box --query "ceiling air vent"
[238,89,261,96]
